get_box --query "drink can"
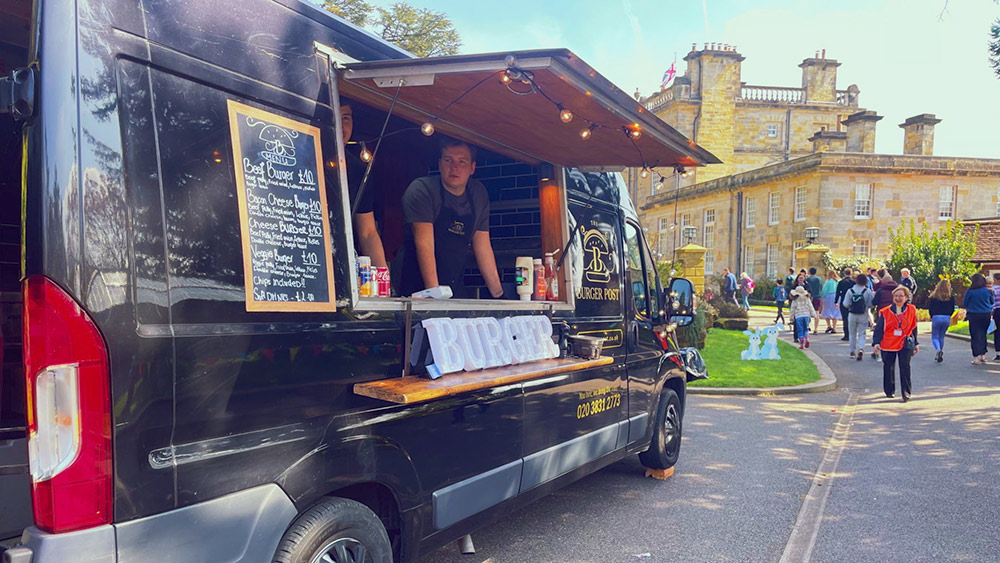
[358,256,372,296]
[375,266,390,297]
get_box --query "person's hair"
[789,268,794,274]
[842,267,852,277]
[969,273,987,290]
[901,267,910,275]
[740,272,748,279]
[855,273,869,286]
[877,269,886,278]
[338,96,353,109]
[892,286,911,299]
[809,267,817,275]
[869,268,876,273]
[439,138,478,161]
[993,272,1000,282]
[777,278,784,285]
[826,270,837,280]
[881,274,893,283]
[929,279,952,301]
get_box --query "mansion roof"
[642,152,1000,210]
[964,218,1000,263]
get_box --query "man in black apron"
[395,139,503,299]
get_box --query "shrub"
[754,276,778,304]
[676,298,716,349]
[708,297,748,319]
[914,307,930,322]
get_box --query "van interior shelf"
[354,356,614,404]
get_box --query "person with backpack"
[789,285,818,349]
[835,268,855,341]
[873,286,920,402]
[773,278,787,324]
[739,272,754,311]
[842,272,875,361]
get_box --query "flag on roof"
[661,60,677,90]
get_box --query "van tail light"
[23,276,112,533]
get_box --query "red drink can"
[375,267,390,297]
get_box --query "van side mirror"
[664,278,695,327]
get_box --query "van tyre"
[639,388,682,470]
[273,497,392,563]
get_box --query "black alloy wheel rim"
[663,402,680,455]
[312,538,371,563]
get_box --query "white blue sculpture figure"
[742,323,784,361]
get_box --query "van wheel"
[273,497,392,563]
[638,389,682,470]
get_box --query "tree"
[990,17,1000,79]
[321,0,461,57]
[885,219,980,302]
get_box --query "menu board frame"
[227,100,337,312]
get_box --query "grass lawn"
[947,321,969,336]
[688,328,821,388]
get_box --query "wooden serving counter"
[354,356,614,404]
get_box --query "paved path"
[420,308,1000,562]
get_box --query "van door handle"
[628,322,639,349]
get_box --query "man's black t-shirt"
[401,176,490,238]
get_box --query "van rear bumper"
[5,483,297,563]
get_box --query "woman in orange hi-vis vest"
[873,286,920,402]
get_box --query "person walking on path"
[899,267,917,294]
[873,274,898,313]
[789,285,818,349]
[964,273,995,365]
[927,278,955,363]
[785,268,796,294]
[835,268,854,341]
[806,268,823,335]
[773,278,787,324]
[790,273,811,343]
[723,268,739,305]
[842,273,874,361]
[820,270,842,333]
[739,272,754,311]
[992,273,1000,361]
[873,286,920,402]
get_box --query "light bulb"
[421,121,435,136]
[360,143,372,163]
[630,128,641,139]
[501,71,512,85]
[640,167,649,179]
[558,106,573,123]
[654,180,663,191]
[579,127,592,140]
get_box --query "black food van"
[0,0,718,561]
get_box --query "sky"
[340,0,1000,159]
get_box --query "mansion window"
[743,246,754,277]
[768,192,780,225]
[766,244,777,278]
[792,240,805,268]
[939,185,957,220]
[704,209,716,274]
[854,239,871,258]
[854,183,872,219]
[681,213,692,228]
[794,187,807,222]
[746,196,756,228]
[767,124,778,138]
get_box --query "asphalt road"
[420,316,1000,563]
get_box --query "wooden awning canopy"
[340,49,719,168]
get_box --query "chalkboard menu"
[227,100,336,312]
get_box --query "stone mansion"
[632,45,1000,284]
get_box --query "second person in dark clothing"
[963,273,994,365]
[873,286,919,402]
[927,279,956,363]
[835,268,855,341]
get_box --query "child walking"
[773,279,787,324]
[789,285,818,349]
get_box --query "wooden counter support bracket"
[355,356,614,404]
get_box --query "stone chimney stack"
[799,50,841,103]
[842,110,883,153]
[899,114,941,156]
[809,130,847,153]
[684,43,745,182]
